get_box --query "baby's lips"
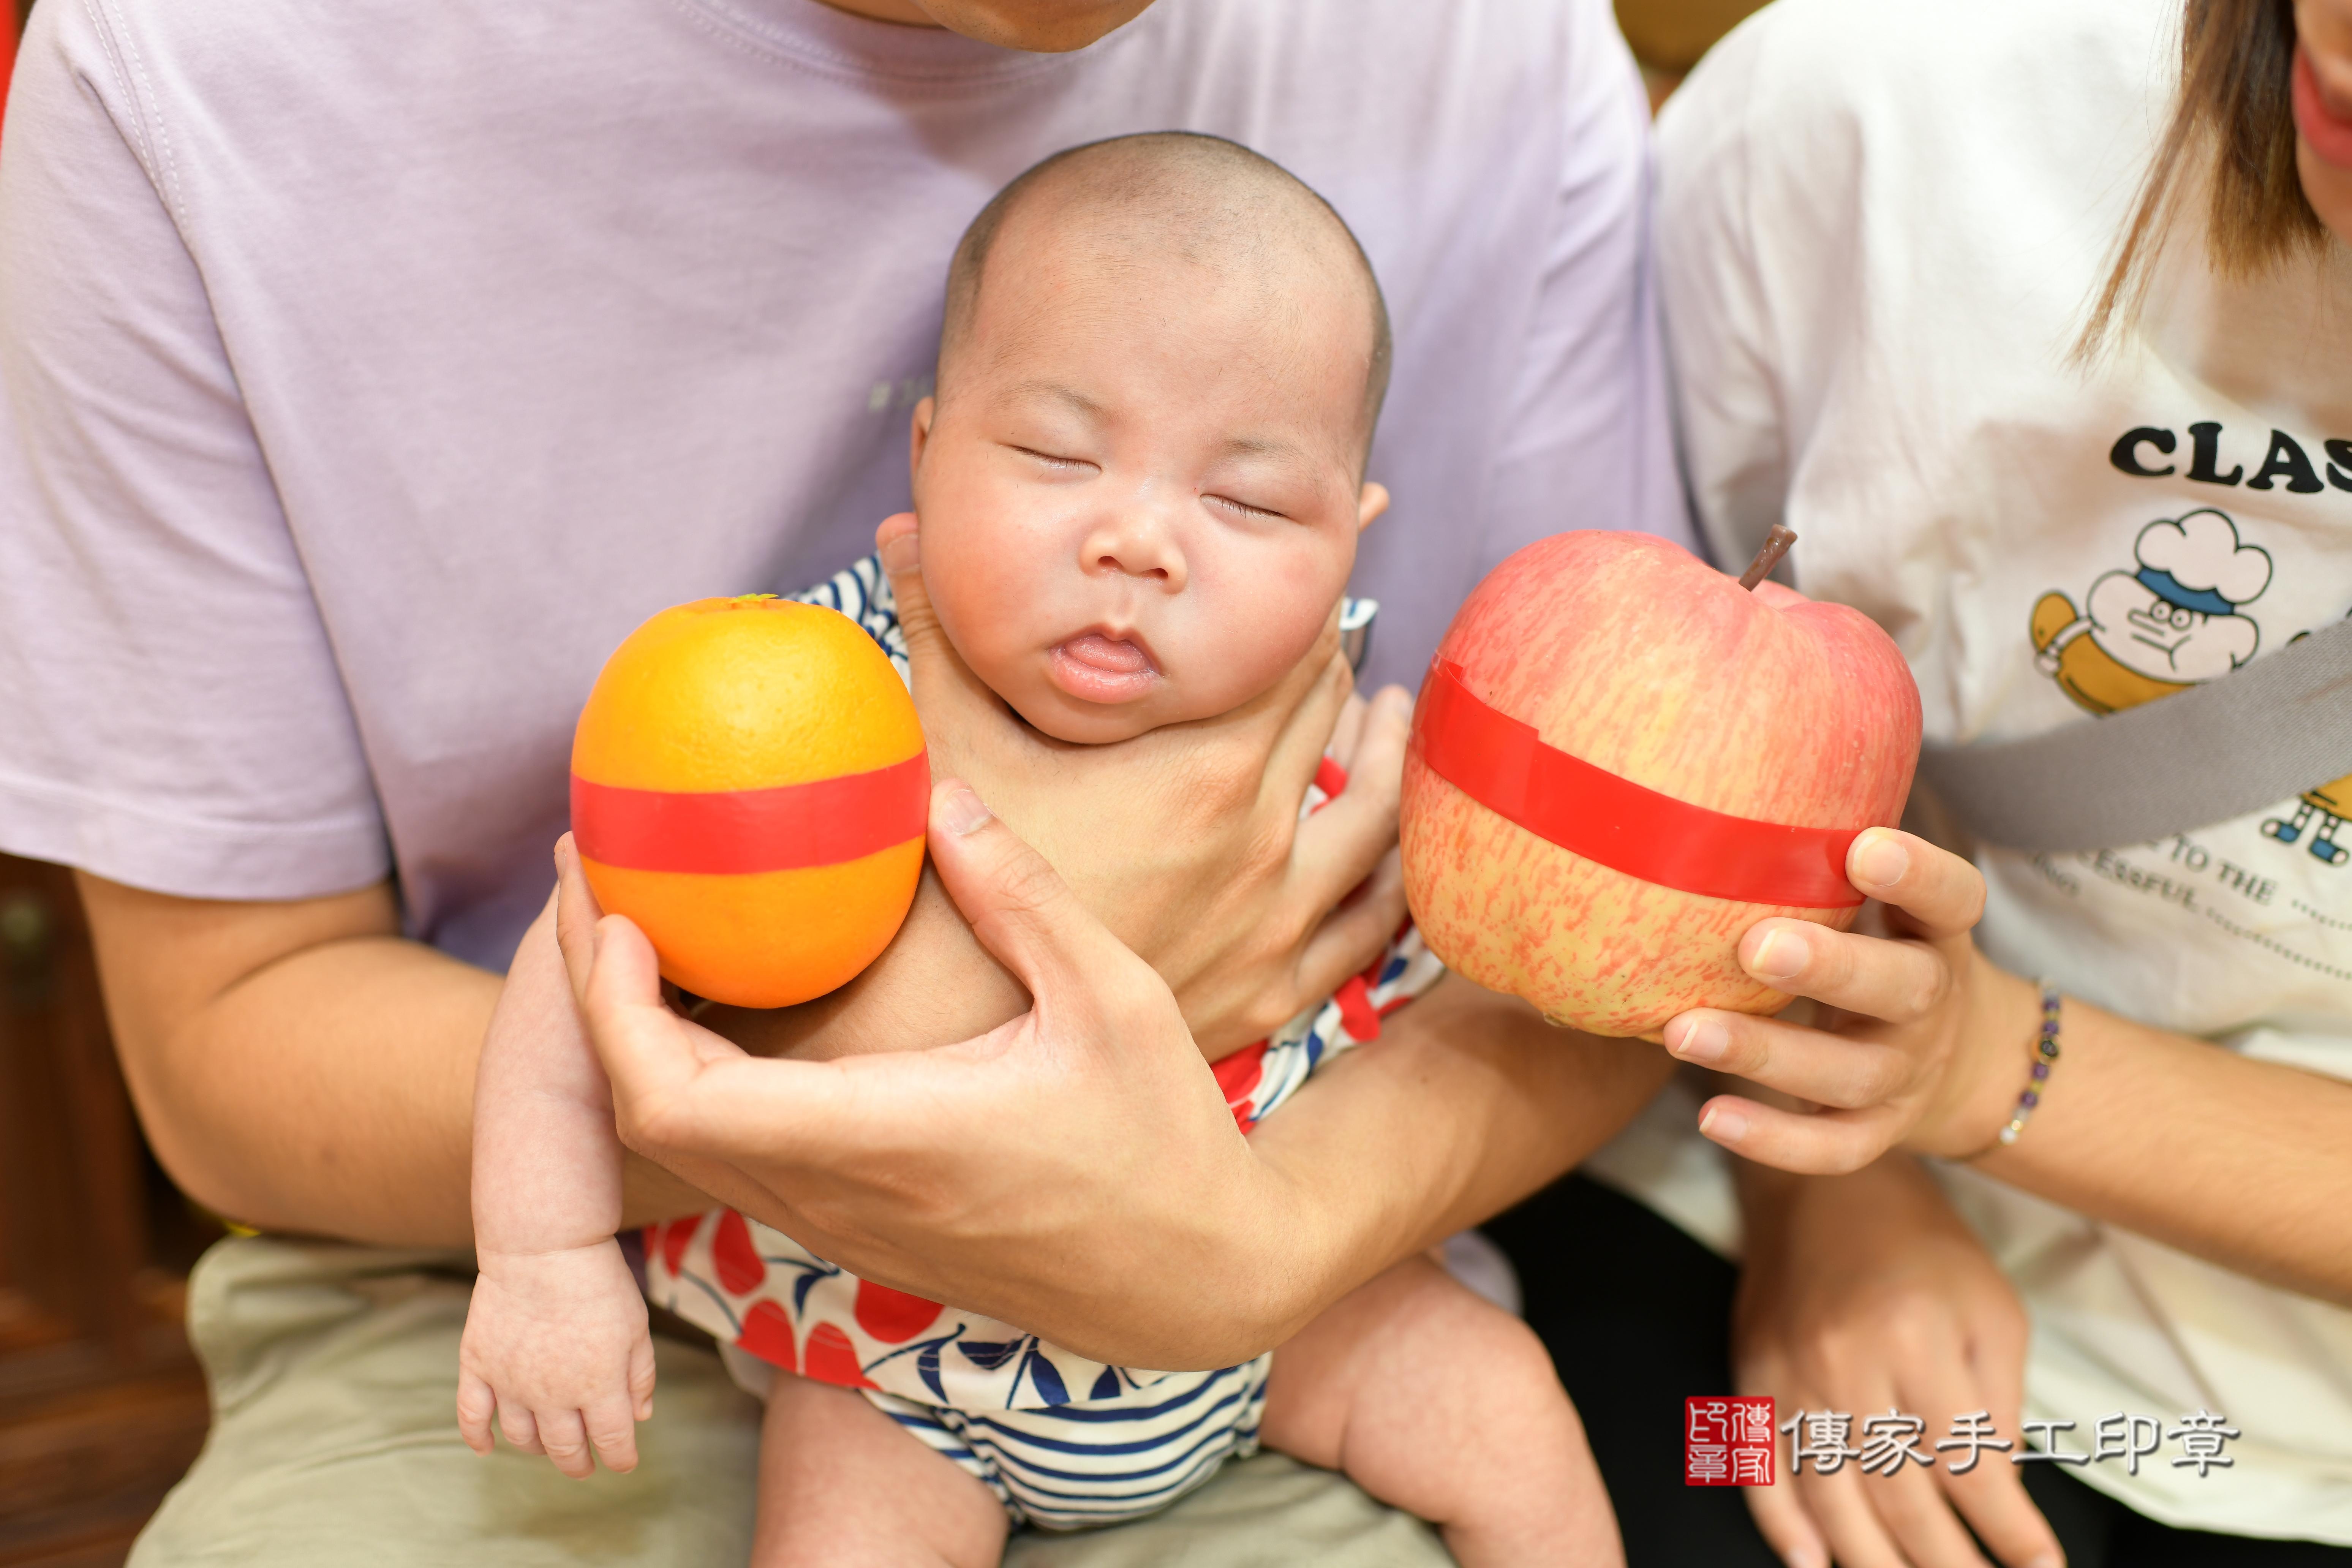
[1057,631,1153,674]
[1043,631,1162,705]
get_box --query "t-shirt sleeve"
[1481,0,1698,571]
[1653,14,1794,571]
[0,2,386,899]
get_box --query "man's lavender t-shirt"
[0,0,1688,969]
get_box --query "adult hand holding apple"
[1662,831,2048,1174]
[1402,528,1922,1037]
[1400,527,2042,1174]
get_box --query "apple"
[1400,531,1920,1037]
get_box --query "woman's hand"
[1735,1157,2062,1568]
[877,515,1409,1054]
[1669,830,2352,1303]
[555,787,1291,1370]
[1661,828,2041,1173]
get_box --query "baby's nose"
[1084,509,1188,589]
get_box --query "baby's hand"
[457,1238,656,1477]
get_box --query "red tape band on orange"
[1413,661,1862,909]
[572,749,929,876]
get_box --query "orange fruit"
[570,595,927,1008]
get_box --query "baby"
[459,133,1617,1567]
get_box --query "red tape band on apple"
[1413,661,1862,908]
[571,750,929,876]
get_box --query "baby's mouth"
[1047,631,1159,703]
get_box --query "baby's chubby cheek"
[1190,582,1341,703]
[910,530,1141,741]
[919,561,1050,697]
[1148,545,1356,721]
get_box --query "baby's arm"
[1260,1253,1624,1568]
[456,895,656,1477]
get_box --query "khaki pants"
[132,1238,1449,1566]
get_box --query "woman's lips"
[2296,44,2352,169]
[1046,631,1159,703]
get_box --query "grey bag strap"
[1915,615,2352,853]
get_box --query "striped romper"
[642,555,1443,1530]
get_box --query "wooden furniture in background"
[1617,0,1770,106]
[0,856,214,1568]
[1617,0,1770,75]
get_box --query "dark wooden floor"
[0,1367,210,1568]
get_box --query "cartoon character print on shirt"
[2030,509,2349,871]
[2029,509,2271,713]
[2259,615,2352,868]
[2263,768,2352,867]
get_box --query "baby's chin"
[999,662,1232,745]
[993,656,1197,745]
[988,655,1274,745]
[1005,690,1171,746]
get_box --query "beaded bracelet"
[1994,980,2063,1146]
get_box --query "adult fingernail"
[1698,1102,1750,1142]
[1668,1016,1730,1063]
[1786,1547,1826,1568]
[1853,831,1909,891]
[2027,1554,2063,1568]
[1750,927,1807,981]
[940,783,993,836]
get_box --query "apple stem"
[1737,525,1798,591]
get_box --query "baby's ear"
[908,397,938,487]
[1356,481,1391,533]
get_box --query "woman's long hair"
[2079,0,2325,356]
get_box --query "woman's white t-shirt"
[1622,0,2352,1540]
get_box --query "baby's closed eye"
[1203,491,1291,522]
[1008,444,1097,475]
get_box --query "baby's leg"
[1259,1253,1623,1567]
[751,1372,1009,1568]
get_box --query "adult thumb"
[552,833,609,1008]
[925,778,1159,1029]
[876,514,1010,726]
[875,514,950,660]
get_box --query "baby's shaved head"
[940,133,1393,455]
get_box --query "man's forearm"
[112,924,492,1243]
[81,873,705,1246]
[1241,976,1674,1349]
